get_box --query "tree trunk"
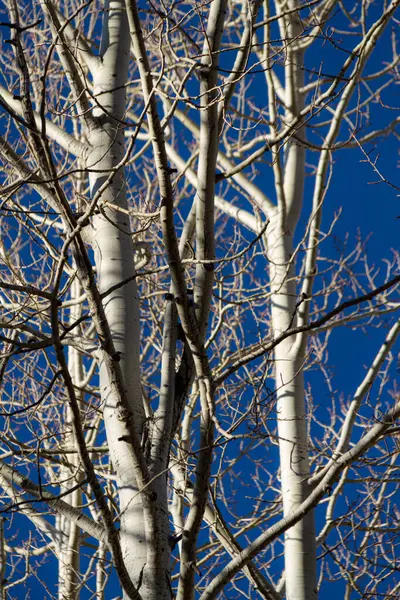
[58,281,83,599]
[268,2,317,598]
[87,3,170,597]
[268,217,317,600]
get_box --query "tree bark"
[87,3,170,597]
[268,2,317,598]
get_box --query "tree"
[0,0,399,598]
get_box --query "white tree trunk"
[87,3,170,597]
[268,2,317,598]
[58,281,83,599]
[268,218,317,600]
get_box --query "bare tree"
[0,1,399,599]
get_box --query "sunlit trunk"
[268,218,317,600]
[58,278,82,600]
[87,3,170,597]
[269,2,317,598]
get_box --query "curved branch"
[199,401,400,600]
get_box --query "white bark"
[267,3,398,598]
[0,459,106,542]
[193,0,227,340]
[87,3,170,597]
[58,278,84,600]
[86,3,146,594]
[267,3,316,599]
[268,217,317,600]
[0,520,5,600]
[0,85,88,158]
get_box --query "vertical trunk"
[268,222,317,600]
[58,278,83,600]
[269,2,317,598]
[0,519,5,600]
[96,542,107,600]
[87,3,170,597]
